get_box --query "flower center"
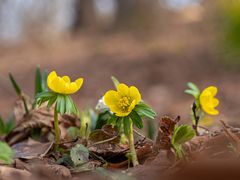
[118,96,131,110]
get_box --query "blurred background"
[0,0,239,126]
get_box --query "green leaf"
[123,117,130,135]
[0,114,15,135]
[36,91,54,99]
[35,65,43,96]
[47,95,57,108]
[173,144,185,159]
[5,114,15,134]
[9,73,21,96]
[42,70,48,92]
[56,95,64,115]
[111,76,120,88]
[35,91,56,107]
[70,144,89,166]
[95,110,111,129]
[107,114,117,125]
[130,111,143,129]
[0,116,5,135]
[115,117,122,131]
[67,96,79,115]
[187,82,200,93]
[184,89,199,98]
[0,141,15,164]
[65,95,73,114]
[185,82,200,98]
[171,125,195,146]
[134,102,156,119]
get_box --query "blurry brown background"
[0,0,239,125]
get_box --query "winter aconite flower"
[103,78,156,167]
[36,71,83,146]
[104,83,141,117]
[199,86,219,115]
[47,71,83,94]
[185,83,220,135]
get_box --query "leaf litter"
[1,89,240,179]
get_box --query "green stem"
[54,105,61,146]
[128,119,139,167]
[175,145,185,159]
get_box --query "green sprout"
[0,114,14,135]
[9,73,29,115]
[171,125,195,159]
[0,141,15,164]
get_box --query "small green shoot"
[0,141,15,164]
[34,66,48,96]
[9,73,29,114]
[0,114,14,135]
[171,125,195,159]
[35,65,43,96]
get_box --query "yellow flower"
[104,83,141,117]
[199,86,219,115]
[47,71,83,94]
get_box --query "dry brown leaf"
[13,95,33,123]
[153,116,180,153]
[12,139,53,159]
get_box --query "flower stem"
[54,105,61,146]
[192,102,199,135]
[128,119,139,167]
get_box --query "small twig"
[192,102,199,135]
[88,135,119,147]
[59,137,79,145]
[133,129,153,143]
[90,151,107,165]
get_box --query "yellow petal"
[67,82,78,94]
[128,100,136,113]
[62,76,70,83]
[202,105,219,115]
[109,105,122,114]
[212,98,219,107]
[129,86,141,104]
[75,78,84,89]
[116,111,131,117]
[202,86,218,96]
[116,100,136,117]
[47,71,83,94]
[104,90,119,107]
[47,71,57,87]
[117,84,129,97]
[200,95,210,105]
[50,77,64,93]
